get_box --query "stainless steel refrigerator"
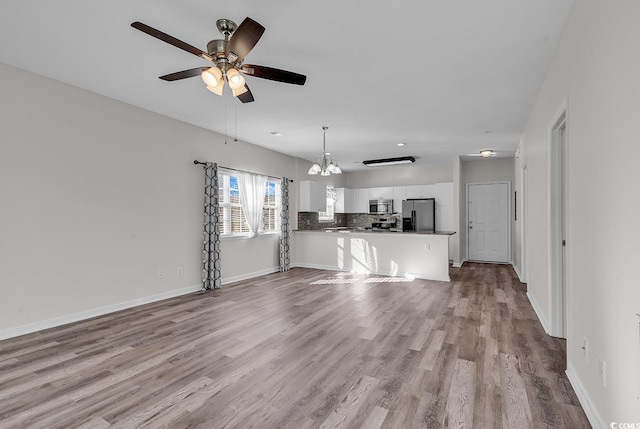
[402,198,436,232]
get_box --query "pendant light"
[308,126,342,176]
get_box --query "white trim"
[0,283,202,341]
[221,266,281,285]
[292,262,451,282]
[293,262,348,272]
[466,181,512,264]
[548,97,570,339]
[512,263,525,283]
[452,261,464,268]
[521,165,529,283]
[527,291,551,335]
[566,364,606,429]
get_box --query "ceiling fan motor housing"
[206,39,228,59]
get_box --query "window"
[218,170,281,236]
[262,181,279,232]
[318,186,336,222]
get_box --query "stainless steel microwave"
[369,199,393,214]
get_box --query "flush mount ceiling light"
[308,127,342,176]
[363,156,416,167]
[466,150,497,158]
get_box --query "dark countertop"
[293,228,456,236]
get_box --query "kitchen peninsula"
[293,229,455,282]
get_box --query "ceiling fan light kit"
[308,127,342,176]
[206,84,224,96]
[363,156,416,167]
[226,68,246,90]
[131,17,306,103]
[201,67,222,87]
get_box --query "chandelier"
[308,126,342,176]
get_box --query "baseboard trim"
[292,262,350,273]
[0,284,202,341]
[452,261,464,268]
[222,267,281,285]
[1,267,286,341]
[512,263,525,283]
[291,263,450,282]
[526,291,551,335]
[566,364,606,429]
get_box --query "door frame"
[466,181,512,264]
[548,97,570,339]
[520,166,529,283]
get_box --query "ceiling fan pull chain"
[234,104,238,142]
[224,94,228,145]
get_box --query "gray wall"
[0,62,301,335]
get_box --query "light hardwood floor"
[0,264,590,428]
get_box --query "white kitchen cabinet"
[369,187,393,200]
[406,184,435,199]
[353,188,370,213]
[299,180,327,212]
[393,186,406,214]
[335,187,353,213]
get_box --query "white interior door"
[467,183,510,263]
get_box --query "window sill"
[220,232,280,241]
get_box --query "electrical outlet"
[157,271,163,280]
[424,243,430,251]
[582,337,588,361]
[598,357,606,387]
[177,267,183,276]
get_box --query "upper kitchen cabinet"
[335,187,353,213]
[406,184,435,199]
[299,180,327,212]
[353,188,370,213]
[393,186,407,213]
[369,187,393,200]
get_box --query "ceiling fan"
[131,17,307,103]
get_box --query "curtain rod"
[193,160,294,182]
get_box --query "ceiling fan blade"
[131,22,214,62]
[159,67,210,81]
[241,64,306,85]
[237,84,255,103]
[225,18,265,64]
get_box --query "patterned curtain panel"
[279,178,291,272]
[201,162,221,289]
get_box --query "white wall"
[345,162,453,188]
[460,158,515,261]
[452,156,462,266]
[0,63,300,336]
[514,0,640,423]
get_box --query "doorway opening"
[549,101,569,339]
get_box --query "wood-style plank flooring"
[0,264,591,428]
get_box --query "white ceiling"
[0,0,573,171]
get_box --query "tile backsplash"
[297,212,401,230]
